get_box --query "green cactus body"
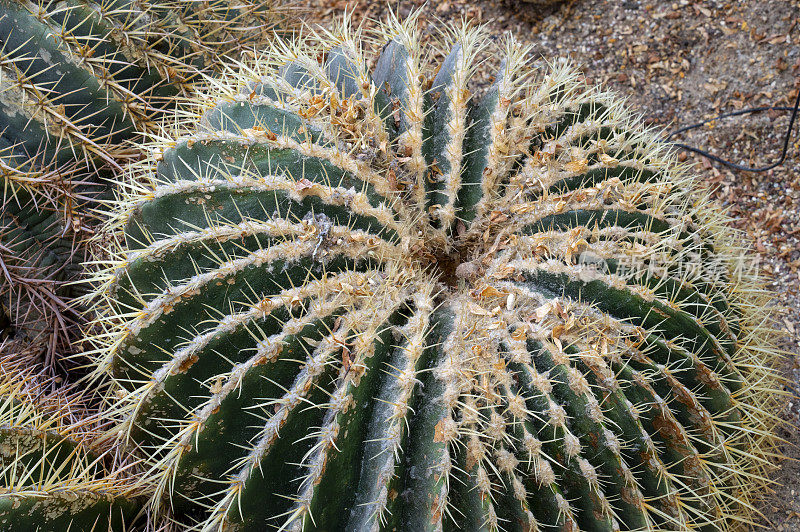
[0,0,288,169]
[0,0,287,354]
[91,16,782,531]
[0,360,143,530]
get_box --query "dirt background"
[297,0,800,528]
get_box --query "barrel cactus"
[0,355,144,530]
[89,15,782,531]
[0,0,289,360]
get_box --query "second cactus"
[0,0,287,360]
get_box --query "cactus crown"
[88,13,783,531]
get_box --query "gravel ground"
[299,0,800,528]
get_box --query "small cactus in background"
[88,13,783,531]
[0,354,144,530]
[0,0,290,364]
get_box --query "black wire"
[664,87,800,172]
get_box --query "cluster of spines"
[83,12,783,532]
